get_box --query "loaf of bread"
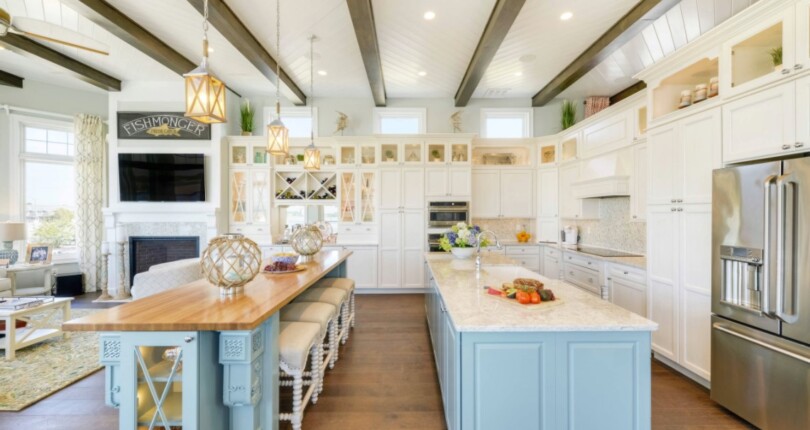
[513,278,544,292]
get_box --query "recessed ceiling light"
[418,71,427,77]
[560,11,573,21]
[208,46,214,53]
[317,70,327,76]
[0,46,5,51]
[514,71,523,77]
[423,11,436,20]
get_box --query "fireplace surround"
[128,236,200,285]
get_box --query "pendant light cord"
[310,35,315,146]
[275,0,281,116]
[202,0,209,59]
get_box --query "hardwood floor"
[0,293,753,429]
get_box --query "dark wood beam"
[187,0,306,105]
[0,33,120,91]
[61,0,195,75]
[0,69,24,88]
[532,0,679,106]
[609,81,647,105]
[347,0,386,107]
[454,0,526,107]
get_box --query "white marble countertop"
[538,242,646,270]
[425,253,657,333]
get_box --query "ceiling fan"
[0,7,109,55]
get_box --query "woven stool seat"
[314,278,355,291]
[294,287,348,307]
[281,302,337,334]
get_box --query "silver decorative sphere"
[290,225,323,263]
[200,234,262,295]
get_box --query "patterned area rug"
[0,308,101,411]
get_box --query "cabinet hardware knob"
[796,142,805,148]
[782,68,790,75]
[677,208,683,212]
[184,336,194,343]
[624,271,629,275]
[783,144,792,150]
[607,277,612,281]
[795,64,804,70]
[633,215,637,219]
[671,199,676,203]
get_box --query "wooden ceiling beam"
[0,33,120,91]
[347,0,386,107]
[187,0,306,105]
[454,0,526,107]
[531,0,679,107]
[609,81,647,105]
[0,69,24,88]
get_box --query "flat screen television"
[118,153,206,202]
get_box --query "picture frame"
[25,244,52,265]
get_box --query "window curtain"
[74,114,105,292]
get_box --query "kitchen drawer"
[543,246,561,259]
[563,252,600,271]
[230,224,270,236]
[505,245,540,255]
[512,256,540,271]
[564,264,601,296]
[338,224,377,236]
[608,264,646,285]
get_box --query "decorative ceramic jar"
[708,77,719,98]
[200,233,262,295]
[323,155,335,165]
[678,90,692,109]
[290,224,324,263]
[450,247,475,259]
[694,84,708,102]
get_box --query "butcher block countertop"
[63,250,351,332]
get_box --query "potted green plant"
[561,100,577,130]
[384,149,395,162]
[240,100,255,136]
[431,149,441,162]
[770,46,783,72]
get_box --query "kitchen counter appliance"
[428,201,469,228]
[711,158,810,430]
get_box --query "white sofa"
[131,258,202,300]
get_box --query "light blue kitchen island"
[425,254,657,430]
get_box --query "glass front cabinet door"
[229,169,249,224]
[230,141,268,166]
[339,170,376,224]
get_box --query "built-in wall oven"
[427,201,469,228]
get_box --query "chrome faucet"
[475,230,502,270]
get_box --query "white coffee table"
[0,297,72,360]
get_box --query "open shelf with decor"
[722,16,790,97]
[650,56,720,121]
[472,145,532,166]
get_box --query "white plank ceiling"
[0,0,759,104]
[559,0,758,100]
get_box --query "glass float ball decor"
[200,233,262,295]
[290,224,323,263]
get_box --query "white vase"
[450,247,474,259]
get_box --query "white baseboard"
[653,353,710,389]
[356,288,427,295]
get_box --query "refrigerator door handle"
[763,174,778,316]
[713,322,810,364]
[776,173,799,324]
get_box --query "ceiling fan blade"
[11,17,109,55]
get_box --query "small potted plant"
[385,149,395,162]
[770,46,783,72]
[561,99,576,130]
[439,222,488,259]
[431,149,442,162]
[240,100,255,136]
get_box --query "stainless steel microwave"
[428,201,469,228]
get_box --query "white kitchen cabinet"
[581,110,632,158]
[426,167,470,198]
[228,168,271,242]
[558,163,599,220]
[723,81,797,163]
[504,245,540,271]
[541,247,561,279]
[647,204,712,381]
[380,168,425,210]
[378,209,424,289]
[337,142,378,168]
[471,169,534,218]
[344,246,378,289]
[426,141,471,166]
[229,139,269,167]
[608,264,647,317]
[796,75,810,152]
[648,107,721,205]
[536,168,559,243]
[630,144,647,221]
[560,130,580,162]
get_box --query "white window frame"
[372,108,427,134]
[480,108,533,138]
[9,114,78,263]
[263,106,319,138]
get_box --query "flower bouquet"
[439,222,489,259]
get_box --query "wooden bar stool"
[280,302,339,387]
[294,286,351,349]
[314,278,356,329]
[278,321,322,430]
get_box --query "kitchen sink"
[480,265,538,281]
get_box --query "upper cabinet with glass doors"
[426,140,470,166]
[379,139,425,166]
[229,138,269,167]
[337,140,378,168]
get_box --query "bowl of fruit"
[271,252,298,265]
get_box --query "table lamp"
[0,222,26,265]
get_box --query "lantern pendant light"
[303,35,320,171]
[184,0,226,124]
[266,0,289,156]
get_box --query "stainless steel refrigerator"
[712,157,810,429]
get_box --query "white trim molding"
[372,107,427,134]
[480,108,533,138]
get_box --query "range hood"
[571,149,632,199]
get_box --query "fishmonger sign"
[117,112,211,140]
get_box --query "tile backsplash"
[562,197,646,254]
[470,218,534,242]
